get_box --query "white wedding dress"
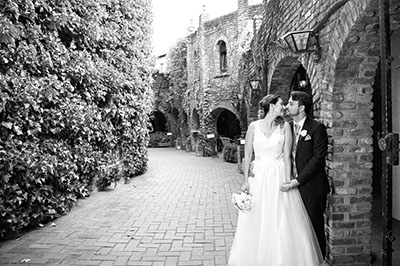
[228,121,323,266]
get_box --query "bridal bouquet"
[231,191,255,213]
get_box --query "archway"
[217,110,241,138]
[150,110,167,133]
[211,108,241,151]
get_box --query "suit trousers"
[301,194,327,258]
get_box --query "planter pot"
[158,142,171,147]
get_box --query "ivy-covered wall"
[0,0,154,240]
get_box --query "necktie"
[292,123,300,178]
[294,123,300,143]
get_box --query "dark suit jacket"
[292,116,330,197]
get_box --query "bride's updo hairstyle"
[259,94,285,126]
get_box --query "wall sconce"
[232,92,244,108]
[249,79,261,106]
[281,29,321,62]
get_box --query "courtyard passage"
[0,148,242,266]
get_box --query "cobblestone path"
[0,148,243,266]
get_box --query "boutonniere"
[299,130,308,138]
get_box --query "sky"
[151,0,238,56]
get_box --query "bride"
[228,94,323,266]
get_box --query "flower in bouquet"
[232,191,255,213]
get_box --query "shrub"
[0,0,153,240]
[223,143,238,163]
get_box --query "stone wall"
[186,1,263,138]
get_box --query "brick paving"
[0,148,242,266]
[1,147,400,266]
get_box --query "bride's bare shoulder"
[249,121,259,128]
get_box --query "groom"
[280,90,330,257]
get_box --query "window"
[217,40,227,72]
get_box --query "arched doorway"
[217,109,241,139]
[150,110,167,132]
[211,108,241,151]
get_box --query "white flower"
[299,130,308,137]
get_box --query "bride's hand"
[280,179,299,192]
[241,179,250,193]
[279,183,291,192]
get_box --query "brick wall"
[247,0,400,264]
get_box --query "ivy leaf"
[2,122,13,129]
[3,174,10,183]
[13,126,23,135]
[49,128,60,134]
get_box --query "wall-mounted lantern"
[249,79,261,106]
[281,30,321,62]
[232,92,244,108]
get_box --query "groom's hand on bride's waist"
[279,179,300,192]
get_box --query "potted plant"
[223,143,238,163]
